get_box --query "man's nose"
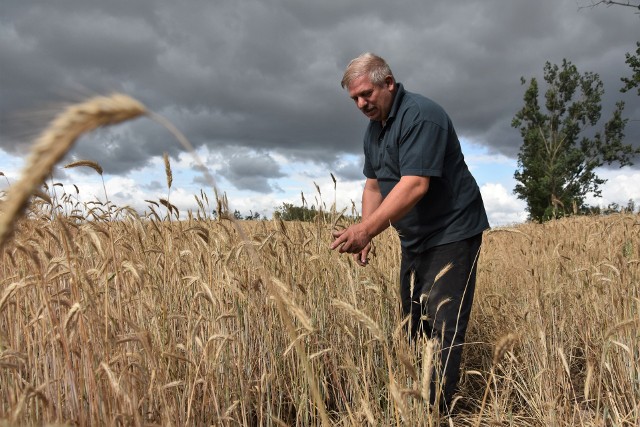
[357,97,367,109]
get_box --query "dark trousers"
[400,233,483,405]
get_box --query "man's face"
[347,74,395,122]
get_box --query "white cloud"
[480,182,528,227]
[0,149,21,192]
[585,169,640,210]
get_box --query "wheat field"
[0,95,639,426]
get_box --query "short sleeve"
[363,155,376,178]
[398,120,447,177]
[363,133,377,178]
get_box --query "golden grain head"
[163,152,172,189]
[433,262,453,284]
[493,333,518,365]
[331,299,385,343]
[31,189,52,204]
[64,160,104,176]
[421,338,437,401]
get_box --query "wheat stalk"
[475,333,518,427]
[0,94,146,248]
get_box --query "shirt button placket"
[378,128,385,170]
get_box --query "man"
[330,53,489,408]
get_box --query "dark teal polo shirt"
[362,83,489,254]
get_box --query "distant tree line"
[272,203,324,221]
[229,204,324,221]
[233,209,263,220]
[593,199,638,214]
[228,202,363,222]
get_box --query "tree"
[245,210,262,220]
[621,41,640,95]
[580,1,640,10]
[273,202,324,221]
[512,59,639,221]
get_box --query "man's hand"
[353,242,372,267]
[330,176,428,267]
[330,224,372,262]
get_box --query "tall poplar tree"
[512,59,639,221]
[621,41,640,95]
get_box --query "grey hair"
[341,52,394,89]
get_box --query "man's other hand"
[330,224,371,260]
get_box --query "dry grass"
[0,95,639,426]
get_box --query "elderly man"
[330,53,489,408]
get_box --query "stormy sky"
[1,0,639,224]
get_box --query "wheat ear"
[0,94,146,248]
[64,160,104,176]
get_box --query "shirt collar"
[386,82,405,125]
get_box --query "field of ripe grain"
[1,197,638,426]
[1,95,638,426]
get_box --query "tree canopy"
[621,41,640,95]
[512,59,639,221]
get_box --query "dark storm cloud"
[1,0,639,178]
[333,161,366,182]
[142,180,164,192]
[216,149,285,193]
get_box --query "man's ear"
[384,76,395,90]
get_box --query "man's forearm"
[361,176,429,238]
[362,179,383,221]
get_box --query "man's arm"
[362,178,383,221]
[330,175,430,255]
[362,175,429,237]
